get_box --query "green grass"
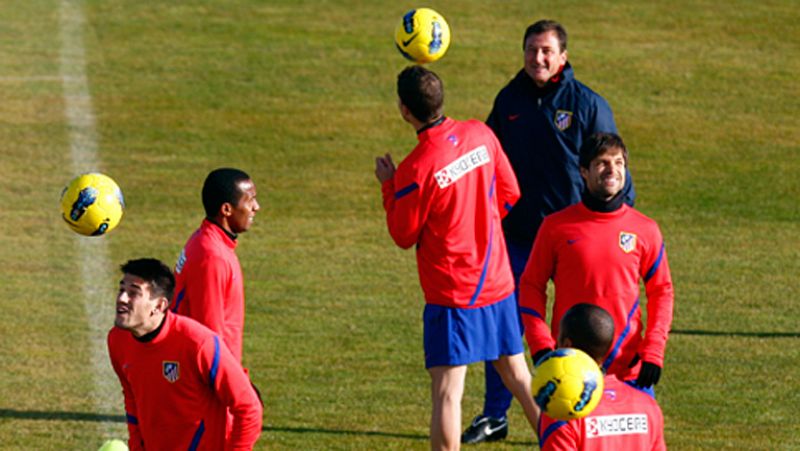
[0,0,798,449]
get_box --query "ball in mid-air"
[394,8,450,64]
[97,439,128,451]
[60,172,125,236]
[531,348,604,420]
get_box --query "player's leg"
[428,364,467,451]
[492,353,541,433]
[461,363,512,444]
[463,239,531,444]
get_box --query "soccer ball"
[60,173,125,236]
[531,348,604,420]
[98,439,128,451]
[394,8,451,64]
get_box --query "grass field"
[0,0,798,449]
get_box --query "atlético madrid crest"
[163,361,180,383]
[619,232,637,253]
[554,110,573,131]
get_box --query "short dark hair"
[579,132,629,169]
[523,20,568,52]
[559,303,615,361]
[202,168,251,218]
[397,65,444,123]
[120,258,175,302]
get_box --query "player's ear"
[220,202,233,217]
[154,296,170,314]
[579,166,589,183]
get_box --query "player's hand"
[635,361,662,388]
[375,153,396,183]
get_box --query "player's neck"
[416,116,446,135]
[133,314,167,342]
[582,188,624,213]
[207,217,238,241]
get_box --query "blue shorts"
[423,293,523,369]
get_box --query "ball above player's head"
[97,439,128,451]
[394,8,451,64]
[60,172,125,237]
[531,348,604,420]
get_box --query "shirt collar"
[416,116,446,135]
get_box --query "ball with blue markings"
[394,8,451,64]
[60,172,125,236]
[531,348,604,420]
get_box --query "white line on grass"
[59,0,123,436]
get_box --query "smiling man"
[172,168,260,364]
[519,132,674,405]
[108,258,262,450]
[465,20,637,444]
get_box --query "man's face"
[581,147,627,201]
[228,179,260,234]
[115,274,163,336]
[524,31,568,87]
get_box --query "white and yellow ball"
[531,348,604,420]
[394,8,451,64]
[98,439,128,451]
[60,173,125,236]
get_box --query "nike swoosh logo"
[508,114,520,121]
[484,424,505,435]
[402,33,419,47]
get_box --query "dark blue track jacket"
[487,63,635,247]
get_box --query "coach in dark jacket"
[462,19,636,445]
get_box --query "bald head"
[558,303,615,363]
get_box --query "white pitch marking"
[59,0,124,436]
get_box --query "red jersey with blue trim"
[107,312,262,451]
[538,375,666,450]
[519,202,673,380]
[381,117,520,308]
[173,219,245,362]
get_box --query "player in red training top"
[520,133,674,392]
[538,303,666,450]
[108,258,262,450]
[374,66,540,450]
[172,168,260,364]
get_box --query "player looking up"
[538,303,666,450]
[108,258,262,450]
[374,65,540,450]
[520,132,674,399]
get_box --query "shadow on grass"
[672,329,800,338]
[264,425,535,446]
[0,409,526,445]
[263,425,428,441]
[0,408,125,423]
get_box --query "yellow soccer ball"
[60,173,125,236]
[98,439,128,451]
[531,348,604,420]
[394,8,451,64]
